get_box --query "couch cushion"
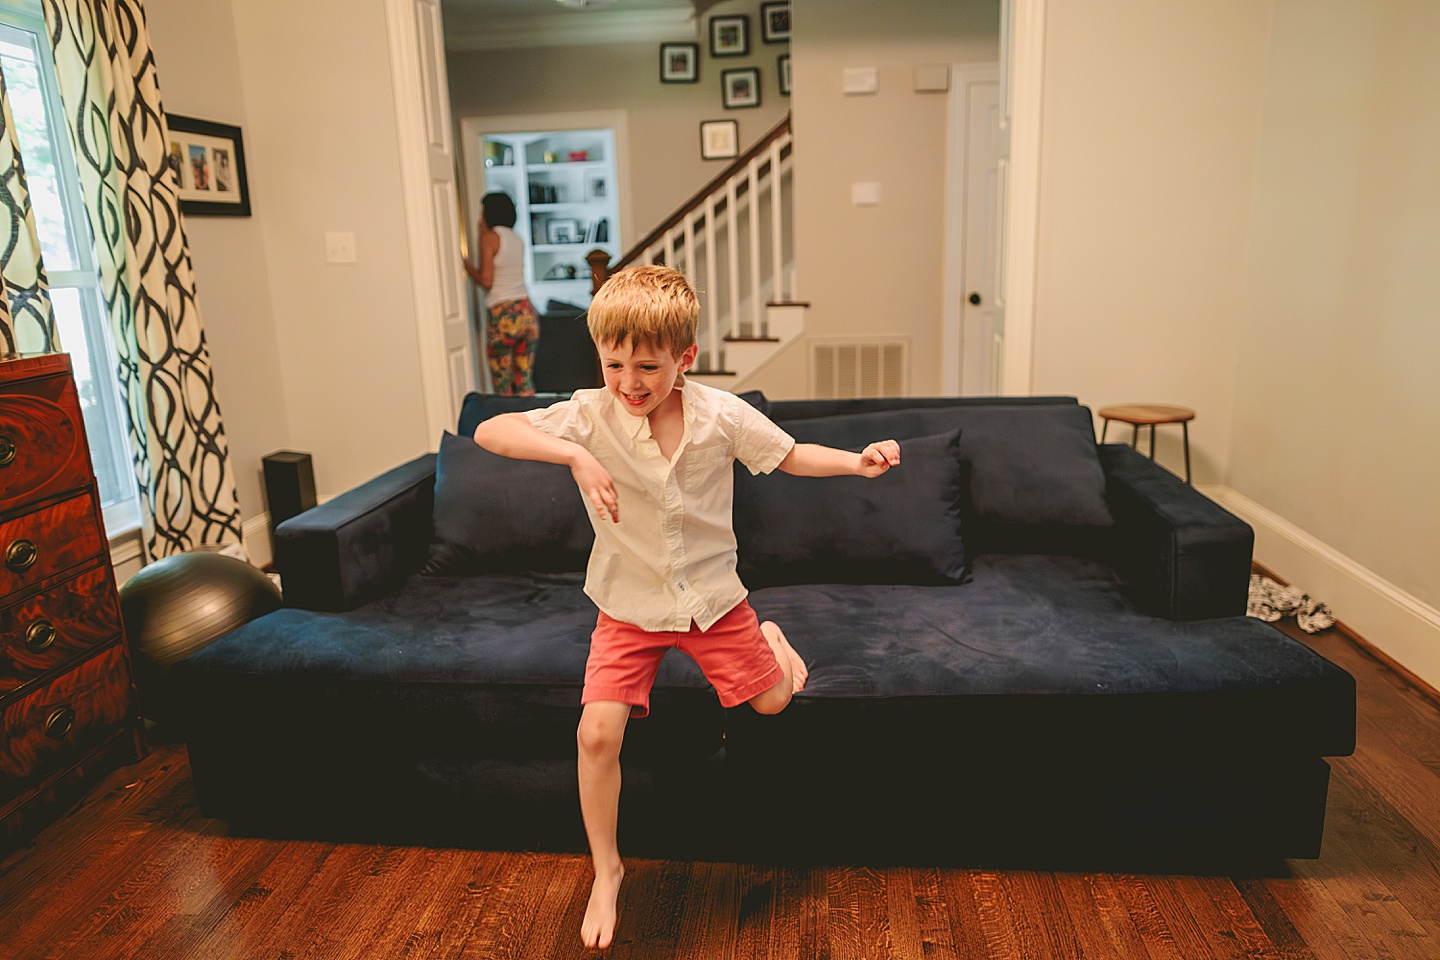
[732,554,1355,759]
[768,395,1078,422]
[781,404,1113,528]
[425,432,593,575]
[176,571,724,763]
[734,431,966,587]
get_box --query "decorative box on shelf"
[0,353,145,852]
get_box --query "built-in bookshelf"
[479,128,620,310]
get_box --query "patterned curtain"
[41,0,242,560]
[0,63,57,358]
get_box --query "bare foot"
[581,862,624,950]
[761,621,808,693]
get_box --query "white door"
[387,0,473,438]
[961,78,1004,395]
[941,64,1003,396]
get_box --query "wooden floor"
[1,621,1437,960]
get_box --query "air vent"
[810,339,908,399]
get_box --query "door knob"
[968,292,982,305]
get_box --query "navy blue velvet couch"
[175,393,1355,866]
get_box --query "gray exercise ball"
[120,551,282,724]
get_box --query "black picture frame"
[722,67,762,110]
[660,42,698,83]
[710,15,749,57]
[699,119,739,160]
[778,54,791,96]
[165,114,251,217]
[761,2,791,43]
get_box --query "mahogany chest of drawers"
[1,353,145,851]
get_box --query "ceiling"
[440,0,708,51]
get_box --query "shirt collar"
[611,375,695,443]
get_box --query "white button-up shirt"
[526,379,794,631]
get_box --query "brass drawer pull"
[45,707,76,740]
[0,434,15,467]
[6,538,37,573]
[26,618,58,653]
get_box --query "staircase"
[588,115,803,390]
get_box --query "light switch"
[325,231,357,264]
[914,64,950,93]
[842,67,878,95]
[852,181,882,206]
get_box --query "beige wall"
[446,0,789,242]
[144,0,289,525]
[147,0,433,510]
[1229,0,1440,609]
[744,0,1000,400]
[1030,0,1273,484]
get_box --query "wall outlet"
[325,231,357,264]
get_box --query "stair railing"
[587,114,793,373]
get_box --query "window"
[0,1,137,533]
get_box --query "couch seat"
[736,553,1355,760]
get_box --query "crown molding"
[445,8,697,51]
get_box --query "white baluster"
[704,195,719,372]
[726,176,740,339]
[769,140,784,304]
[748,159,762,336]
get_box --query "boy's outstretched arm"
[777,439,900,479]
[473,413,620,522]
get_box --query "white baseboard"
[1205,484,1440,693]
[242,512,273,569]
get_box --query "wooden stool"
[1098,403,1195,484]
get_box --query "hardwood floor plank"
[827,864,890,960]
[1053,872,1154,960]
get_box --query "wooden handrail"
[586,113,792,293]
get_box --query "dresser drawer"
[0,565,121,695]
[0,644,133,801]
[0,495,103,601]
[0,375,89,516]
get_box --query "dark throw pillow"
[424,432,594,575]
[734,430,966,587]
[779,404,1113,528]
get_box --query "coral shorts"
[584,600,784,718]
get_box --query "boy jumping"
[472,265,900,949]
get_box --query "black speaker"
[262,451,317,537]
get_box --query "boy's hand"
[571,450,620,522]
[856,440,901,478]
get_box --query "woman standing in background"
[466,192,539,396]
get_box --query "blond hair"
[587,265,698,357]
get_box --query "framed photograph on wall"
[166,114,251,217]
[660,42,698,83]
[699,119,739,161]
[722,68,761,110]
[761,2,791,43]
[778,54,791,95]
[709,15,749,57]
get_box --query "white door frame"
[941,62,1000,395]
[999,0,1047,396]
[384,0,471,444]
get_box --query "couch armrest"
[275,453,437,612]
[1100,444,1253,620]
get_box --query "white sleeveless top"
[487,226,531,305]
